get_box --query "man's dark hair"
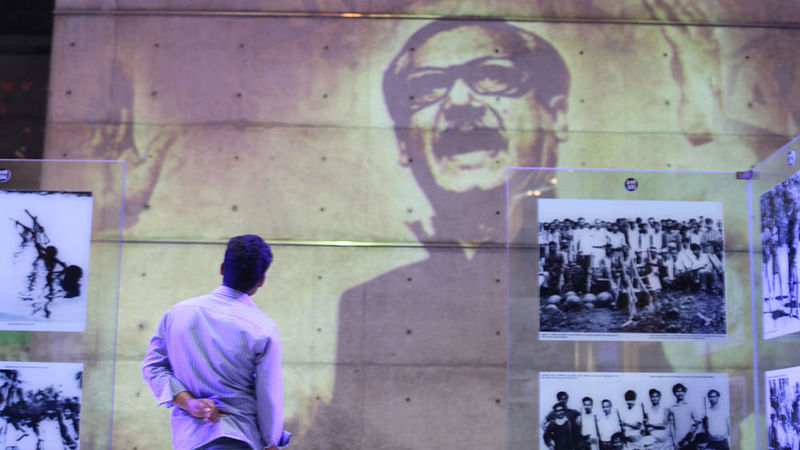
[707,389,720,397]
[383,19,569,126]
[624,390,636,401]
[649,388,661,397]
[222,235,273,292]
[582,396,593,404]
[672,383,687,394]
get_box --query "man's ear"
[549,94,568,143]
[220,263,224,276]
[255,274,266,288]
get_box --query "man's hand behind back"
[174,391,228,423]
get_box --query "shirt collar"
[212,285,257,308]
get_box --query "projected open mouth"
[432,128,508,163]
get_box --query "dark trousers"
[707,439,730,450]
[196,437,251,450]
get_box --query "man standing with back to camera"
[142,235,291,450]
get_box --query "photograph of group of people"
[761,172,800,339]
[0,362,82,450]
[0,190,91,332]
[766,365,800,450]
[540,372,730,450]
[538,198,726,340]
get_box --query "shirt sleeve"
[255,329,291,448]
[141,311,188,408]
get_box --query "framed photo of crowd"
[537,198,726,342]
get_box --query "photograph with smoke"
[0,191,92,332]
[760,171,800,339]
[539,371,731,450]
[765,365,800,450]
[0,362,83,450]
[538,198,726,341]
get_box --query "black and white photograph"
[538,198,726,341]
[765,365,800,450]
[0,361,82,450]
[539,371,730,450]
[760,172,800,339]
[0,190,92,332]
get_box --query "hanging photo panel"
[0,190,92,332]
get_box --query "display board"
[507,167,752,449]
[0,159,124,449]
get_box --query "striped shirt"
[142,285,291,449]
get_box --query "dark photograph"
[760,172,800,339]
[0,190,92,332]
[0,362,82,450]
[538,198,726,341]
[539,371,730,450]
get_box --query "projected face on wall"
[384,21,568,197]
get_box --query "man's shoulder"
[167,291,278,331]
[165,292,216,312]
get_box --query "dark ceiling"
[0,0,54,160]
[1,0,55,36]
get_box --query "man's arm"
[142,314,190,407]
[142,314,224,420]
[255,329,291,449]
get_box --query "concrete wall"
[43,1,800,448]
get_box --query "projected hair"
[223,234,273,292]
[383,19,570,126]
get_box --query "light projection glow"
[42,2,800,447]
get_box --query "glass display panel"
[0,159,124,449]
[750,135,800,449]
[508,167,752,449]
